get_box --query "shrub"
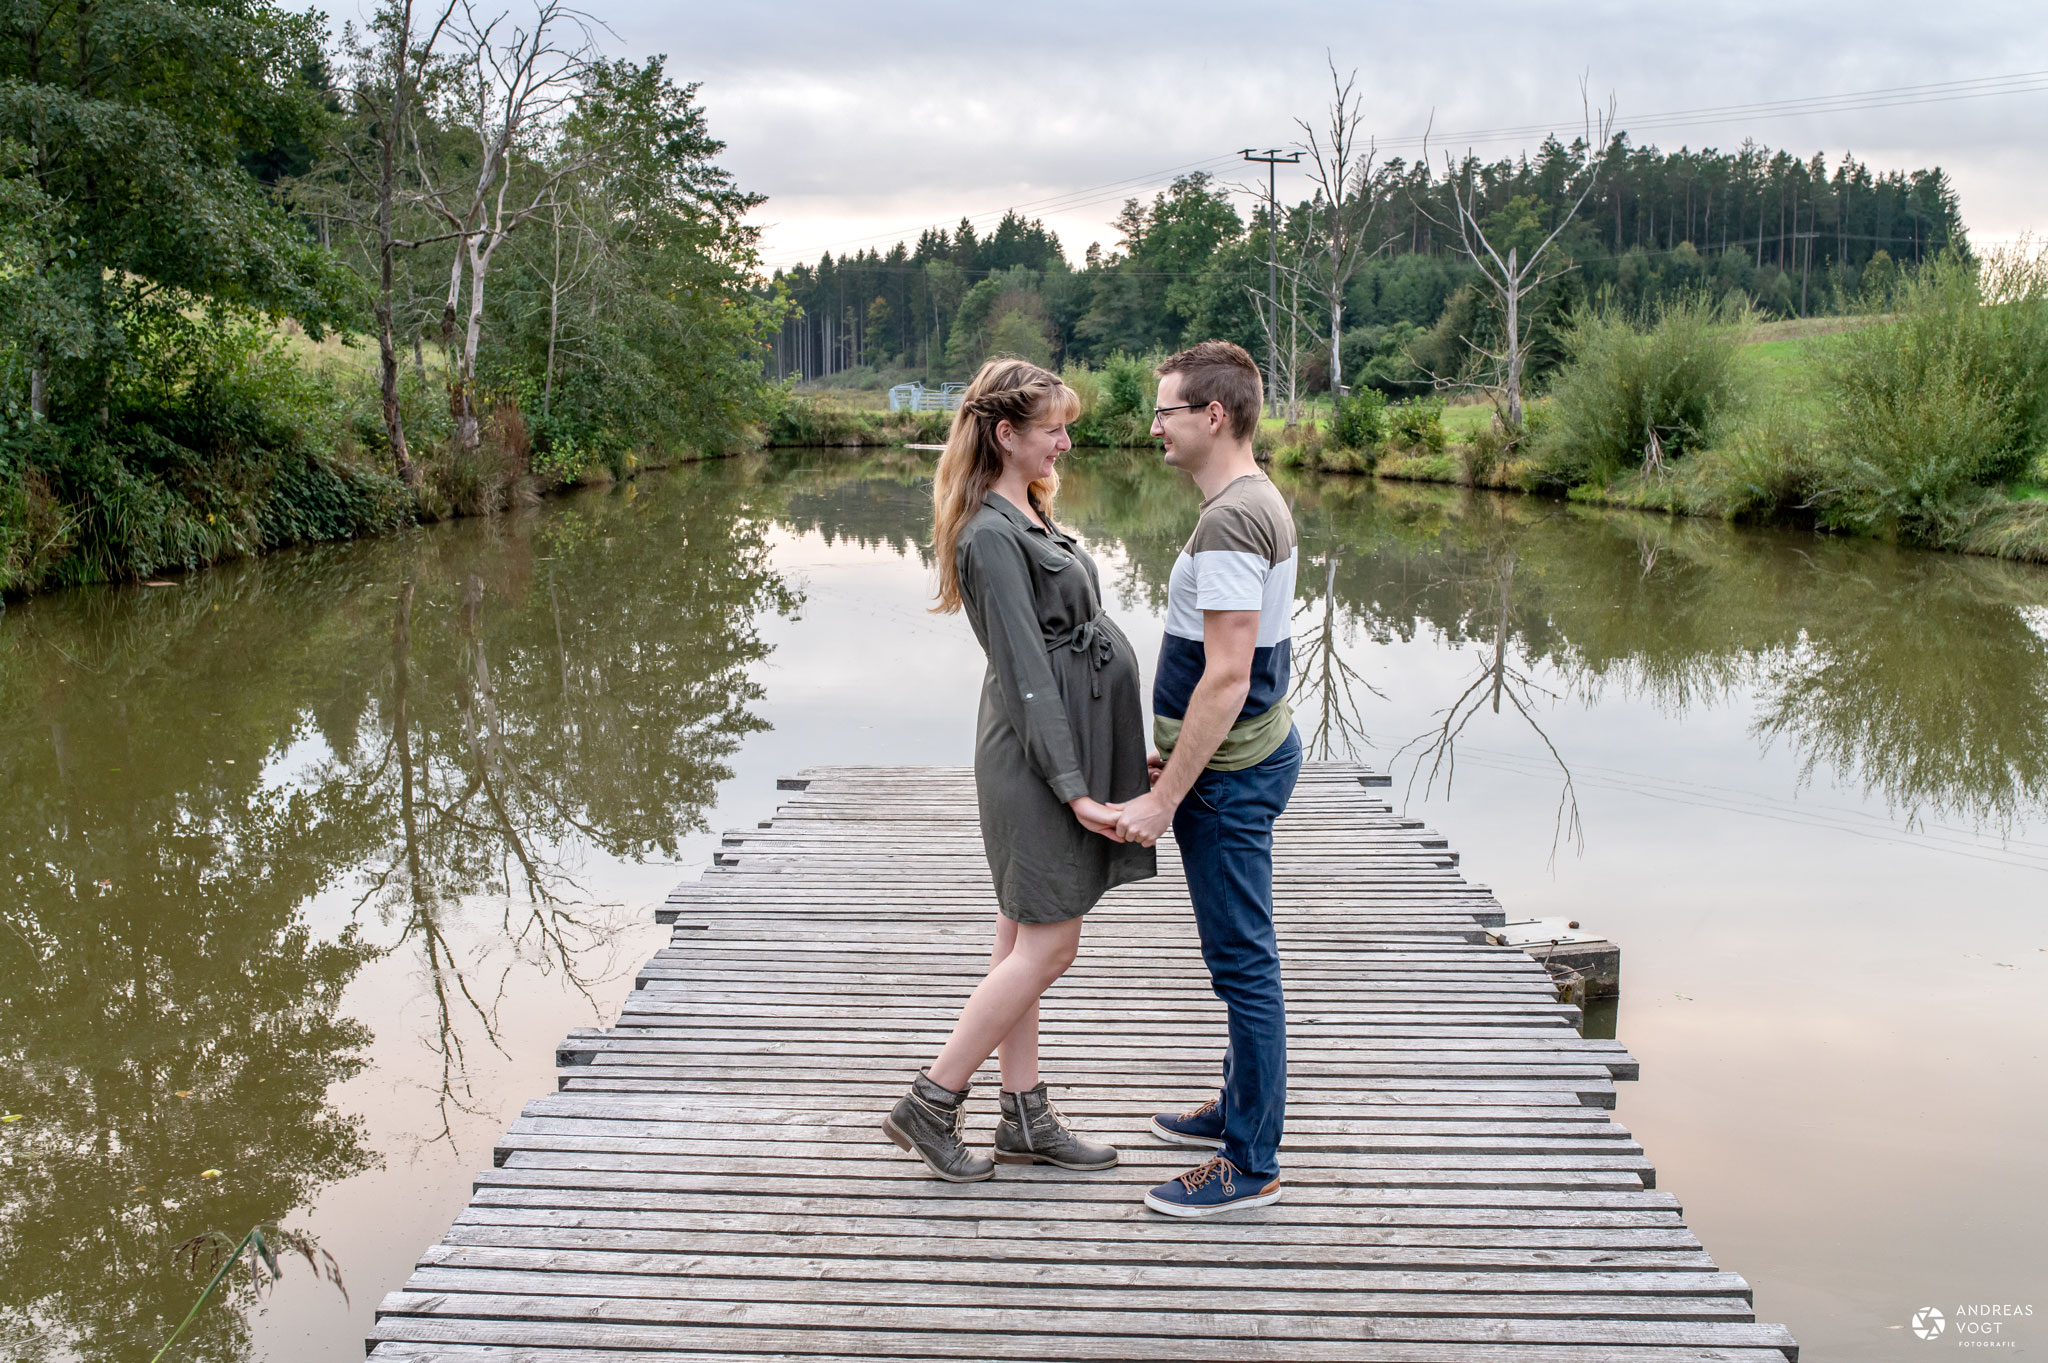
[1388,398,1448,454]
[1067,352,1157,447]
[764,391,949,448]
[1315,444,1374,474]
[1807,248,2048,539]
[1332,388,1387,451]
[1272,421,1324,469]
[1060,364,1106,428]
[1530,292,1751,489]
[1462,426,1509,484]
[1689,403,1828,520]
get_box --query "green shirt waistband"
[1154,701,1294,773]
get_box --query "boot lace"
[1178,1096,1220,1123]
[910,1090,970,1145]
[1177,1155,1237,1196]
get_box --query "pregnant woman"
[884,358,1157,1181]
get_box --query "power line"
[768,227,1975,285]
[762,67,2048,270]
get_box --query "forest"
[766,138,1967,396]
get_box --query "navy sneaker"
[1149,1095,1225,1149]
[1143,1155,1282,1217]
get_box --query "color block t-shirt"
[1152,472,1298,770]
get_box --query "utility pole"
[1242,148,1301,418]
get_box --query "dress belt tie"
[1050,614,1117,699]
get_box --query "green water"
[3,449,2043,1360]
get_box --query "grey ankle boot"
[994,1083,1119,1170]
[884,1071,995,1182]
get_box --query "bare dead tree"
[1242,230,1320,422]
[414,0,599,453]
[372,0,457,486]
[1294,55,1380,396]
[324,0,460,486]
[1419,80,1616,429]
[538,189,611,417]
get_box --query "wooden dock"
[367,763,1798,1362]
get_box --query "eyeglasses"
[1152,402,1214,419]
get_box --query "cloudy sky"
[586,0,2047,271]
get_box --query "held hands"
[1112,789,1176,848]
[1112,750,1175,846]
[1068,796,1126,841]
[1071,765,1177,847]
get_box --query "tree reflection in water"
[344,476,801,1147]
[1275,489,1583,858]
[0,464,797,1360]
[1392,540,1586,862]
[1057,454,2048,849]
[1289,535,1383,761]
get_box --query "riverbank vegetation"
[0,0,781,596]
[1368,249,2048,562]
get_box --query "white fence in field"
[888,382,967,413]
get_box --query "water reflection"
[1055,459,2048,840]
[3,449,2046,1360]
[757,448,2048,845]
[0,466,797,1360]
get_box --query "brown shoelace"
[1176,1155,1237,1195]
[1178,1096,1220,1122]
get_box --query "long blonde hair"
[930,358,1081,614]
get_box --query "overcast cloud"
[579,0,2047,270]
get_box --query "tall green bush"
[1388,398,1448,453]
[1332,388,1387,451]
[1532,292,1751,489]
[1066,352,1157,447]
[1808,249,2048,538]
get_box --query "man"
[1114,340,1301,1216]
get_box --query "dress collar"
[983,489,1059,537]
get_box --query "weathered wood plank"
[410,1244,1755,1299]
[369,1341,1791,1363]
[365,763,1794,1363]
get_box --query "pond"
[2,448,2043,1361]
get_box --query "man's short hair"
[1157,341,1263,441]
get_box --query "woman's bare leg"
[926,916,1081,1093]
[987,915,1042,1092]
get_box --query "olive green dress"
[956,491,1157,923]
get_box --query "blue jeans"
[1172,727,1301,1181]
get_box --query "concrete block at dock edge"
[1491,917,1622,997]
